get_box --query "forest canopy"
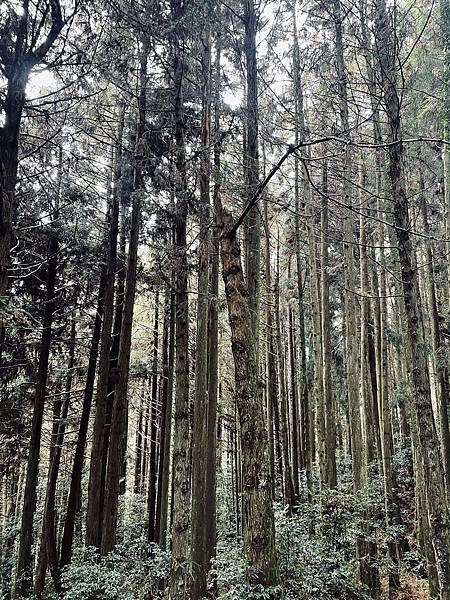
[1,0,450,599]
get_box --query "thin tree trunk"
[320,158,337,488]
[156,282,175,548]
[15,227,58,597]
[100,39,148,555]
[148,289,160,542]
[292,3,314,491]
[243,0,261,347]
[419,175,450,490]
[34,319,76,596]
[85,105,125,548]
[203,42,221,572]
[190,17,212,599]
[275,266,295,509]
[59,236,109,568]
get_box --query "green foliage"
[60,540,169,600]
[58,496,169,599]
[276,490,371,600]
[212,487,373,600]
[211,543,282,600]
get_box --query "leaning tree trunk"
[219,202,278,587]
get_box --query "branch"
[226,135,450,238]
[27,0,63,65]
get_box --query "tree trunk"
[292,3,314,491]
[156,282,175,548]
[100,39,148,556]
[419,174,450,490]
[203,42,221,572]
[219,203,278,586]
[320,158,337,488]
[148,289,160,542]
[167,2,191,594]
[275,267,295,509]
[34,319,76,596]
[15,227,58,597]
[85,104,125,548]
[375,0,450,594]
[190,17,212,600]
[243,0,261,347]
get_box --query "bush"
[60,539,169,599]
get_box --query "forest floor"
[386,574,430,599]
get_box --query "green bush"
[60,539,169,600]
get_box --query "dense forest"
[1,0,450,598]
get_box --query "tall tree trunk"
[419,174,450,490]
[167,2,191,595]
[332,0,370,587]
[288,299,300,497]
[85,105,125,548]
[156,282,175,548]
[320,158,337,488]
[15,226,58,597]
[441,0,450,302]
[148,289,160,542]
[243,0,261,347]
[359,163,380,596]
[34,319,76,596]
[100,40,147,554]
[190,17,212,600]
[219,203,278,586]
[292,3,314,491]
[203,42,221,572]
[134,388,145,494]
[275,267,295,509]
[60,154,118,568]
[375,0,450,594]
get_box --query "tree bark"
[15,227,58,597]
[243,0,261,347]
[375,0,450,594]
[167,2,191,595]
[148,289,160,542]
[100,38,148,556]
[85,105,125,548]
[34,319,76,597]
[190,17,212,600]
[156,282,175,548]
[219,203,278,587]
